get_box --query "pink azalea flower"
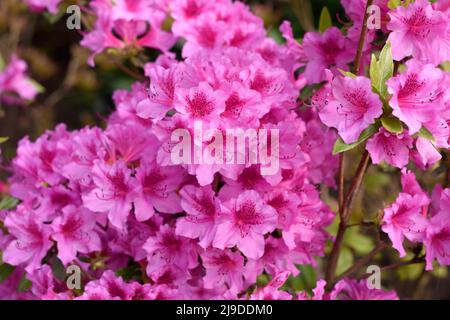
[302,27,354,84]
[0,55,39,102]
[111,82,153,127]
[51,205,102,265]
[175,185,221,248]
[61,127,106,185]
[400,169,428,200]
[174,81,225,124]
[282,186,333,250]
[213,190,277,259]
[82,160,134,231]
[201,248,246,293]
[134,160,184,221]
[26,265,71,300]
[366,128,413,168]
[35,185,80,221]
[424,116,450,150]
[2,207,52,272]
[170,0,214,22]
[299,117,338,188]
[81,0,176,66]
[137,64,184,121]
[245,237,302,280]
[424,212,450,270]
[175,13,228,57]
[0,267,35,300]
[220,81,266,127]
[22,0,62,14]
[297,279,328,300]
[103,123,159,164]
[220,165,272,199]
[250,271,292,300]
[265,190,301,231]
[108,216,161,261]
[387,60,446,135]
[387,0,448,65]
[411,137,442,170]
[382,192,429,257]
[331,279,398,300]
[244,59,296,105]
[79,271,136,300]
[279,21,305,66]
[143,224,199,277]
[319,75,383,144]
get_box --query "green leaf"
[318,7,332,33]
[284,264,316,293]
[18,277,32,292]
[388,0,401,10]
[418,127,435,141]
[0,137,8,144]
[370,54,380,92]
[370,42,393,99]
[441,61,450,72]
[403,0,412,7]
[0,263,15,283]
[0,196,19,210]
[339,69,357,78]
[297,265,316,290]
[379,42,394,81]
[332,124,379,155]
[0,54,5,72]
[381,116,403,134]
[256,274,270,287]
[115,262,142,282]
[51,258,66,281]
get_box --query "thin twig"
[325,151,371,289]
[343,151,370,220]
[358,256,425,280]
[353,0,374,75]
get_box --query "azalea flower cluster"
[382,169,450,270]
[315,0,450,170]
[2,0,447,300]
[1,0,340,300]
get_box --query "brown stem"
[343,151,370,220]
[324,0,374,290]
[325,151,371,289]
[325,221,346,289]
[353,0,374,75]
[377,257,425,273]
[358,256,425,280]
